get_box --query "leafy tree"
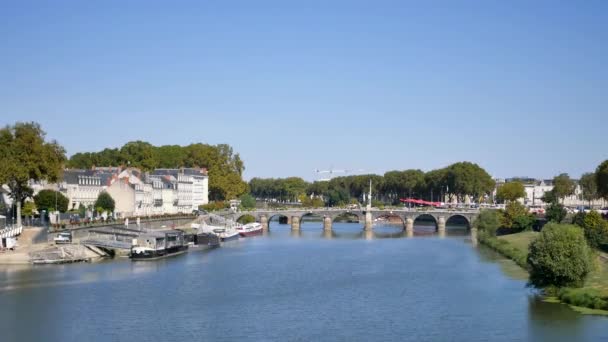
[34,190,69,213]
[445,162,495,203]
[239,193,256,210]
[78,203,86,218]
[581,211,608,249]
[572,211,587,228]
[326,188,349,207]
[596,160,608,200]
[94,192,115,213]
[527,223,592,288]
[120,141,158,171]
[473,209,501,236]
[496,181,526,203]
[545,202,567,223]
[423,168,448,202]
[22,201,37,225]
[552,173,576,202]
[541,189,558,204]
[501,202,535,231]
[0,122,66,227]
[579,172,598,205]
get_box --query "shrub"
[558,288,608,310]
[581,211,608,250]
[501,202,535,232]
[473,209,501,236]
[572,211,587,227]
[545,202,567,223]
[527,223,592,288]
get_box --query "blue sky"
[1,1,607,181]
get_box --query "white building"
[59,170,106,210]
[152,168,209,213]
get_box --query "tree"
[78,203,86,218]
[544,202,567,223]
[579,172,598,205]
[0,122,66,227]
[581,210,608,250]
[501,202,535,231]
[473,209,501,236]
[33,190,69,213]
[552,173,576,202]
[239,193,256,210]
[496,182,526,203]
[596,160,608,200]
[527,223,592,288]
[22,201,37,225]
[541,190,558,205]
[94,192,115,213]
[445,162,495,203]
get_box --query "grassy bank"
[478,231,608,315]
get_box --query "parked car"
[53,232,72,244]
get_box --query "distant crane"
[314,168,365,181]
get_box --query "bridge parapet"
[232,208,479,231]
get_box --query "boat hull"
[130,245,189,261]
[220,233,240,242]
[238,228,263,237]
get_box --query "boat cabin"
[133,230,185,250]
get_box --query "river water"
[1,222,607,342]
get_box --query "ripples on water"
[0,222,607,342]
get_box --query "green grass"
[482,230,608,315]
[496,231,538,257]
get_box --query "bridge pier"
[291,216,300,231]
[260,215,268,232]
[323,230,333,239]
[364,211,373,231]
[405,217,414,236]
[438,216,446,238]
[323,216,332,231]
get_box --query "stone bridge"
[229,209,479,236]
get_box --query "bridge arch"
[332,211,361,223]
[235,214,256,224]
[445,214,471,229]
[266,213,291,228]
[412,214,438,234]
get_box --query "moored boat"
[130,230,188,261]
[213,227,240,241]
[236,222,263,237]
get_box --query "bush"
[581,211,608,250]
[545,202,567,223]
[572,211,587,227]
[501,202,535,232]
[558,288,608,310]
[527,223,592,288]
[239,194,256,210]
[473,209,501,236]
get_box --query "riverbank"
[479,231,608,315]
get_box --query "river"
[1,221,607,342]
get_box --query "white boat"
[200,221,240,241]
[236,222,263,237]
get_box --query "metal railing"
[0,225,22,239]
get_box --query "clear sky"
[1,1,607,181]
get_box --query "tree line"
[249,162,496,207]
